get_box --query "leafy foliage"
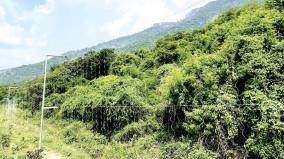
[18,49,114,114]
[0,133,10,148]
[60,75,151,135]
[26,149,44,159]
[265,0,284,11]
[0,86,7,103]
[161,142,218,159]
[113,119,159,142]
[110,53,142,78]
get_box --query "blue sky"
[0,0,213,70]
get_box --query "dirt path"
[43,150,63,159]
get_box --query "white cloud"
[0,2,49,69]
[100,0,215,38]
[167,0,215,21]
[0,0,215,69]
[101,0,174,38]
[0,47,43,70]
[173,0,189,8]
[101,14,133,38]
[0,6,26,46]
[0,23,24,46]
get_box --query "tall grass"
[0,106,92,158]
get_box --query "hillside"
[3,0,283,158]
[0,0,253,85]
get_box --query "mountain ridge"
[0,0,254,85]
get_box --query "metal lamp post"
[39,54,68,149]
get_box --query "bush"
[113,120,159,142]
[0,87,7,103]
[187,144,219,159]
[18,49,114,115]
[245,101,284,158]
[0,133,10,148]
[101,135,161,158]
[60,75,152,135]
[44,93,65,117]
[0,155,8,159]
[183,105,239,157]
[154,40,182,65]
[110,53,142,78]
[161,142,190,159]
[161,142,218,159]
[26,149,44,159]
[63,129,78,144]
[265,0,284,11]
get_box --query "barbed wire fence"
[2,87,18,125]
[53,101,283,158]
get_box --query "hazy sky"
[0,0,214,70]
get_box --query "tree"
[265,0,284,11]
[60,75,151,136]
[110,53,141,78]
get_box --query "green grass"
[0,106,92,158]
[0,106,217,159]
[0,106,163,159]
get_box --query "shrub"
[265,0,284,11]
[113,120,159,142]
[0,155,8,159]
[110,53,142,78]
[60,75,152,135]
[18,49,114,115]
[154,41,181,65]
[0,87,7,103]
[101,135,161,158]
[183,105,239,157]
[63,129,78,144]
[161,142,191,159]
[161,142,218,159]
[245,101,284,158]
[187,144,219,159]
[0,133,10,148]
[26,149,44,159]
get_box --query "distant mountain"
[0,0,254,85]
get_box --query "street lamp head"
[47,54,64,57]
[46,54,69,60]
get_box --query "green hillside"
[1,0,284,158]
[0,0,253,85]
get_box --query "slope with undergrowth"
[2,0,284,158]
[0,107,93,158]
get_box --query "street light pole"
[39,54,68,149]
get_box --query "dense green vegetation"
[0,0,252,85]
[1,0,283,158]
[265,0,284,10]
[0,87,7,103]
